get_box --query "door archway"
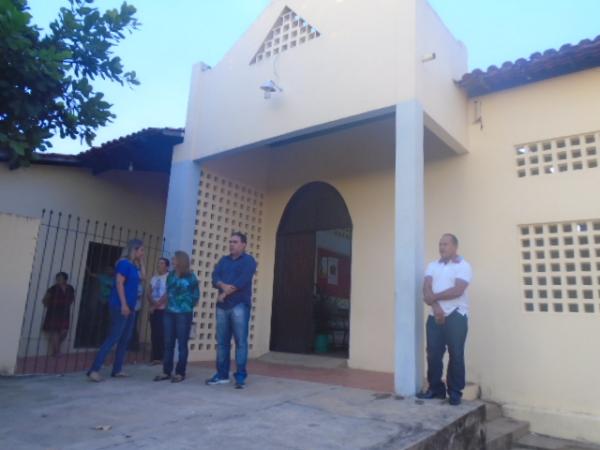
[270,182,353,355]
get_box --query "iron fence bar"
[18,210,167,375]
[90,222,110,363]
[51,213,72,374]
[63,215,81,373]
[72,218,93,372]
[40,211,63,374]
[83,220,100,367]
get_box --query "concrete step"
[514,432,600,450]
[463,382,481,401]
[256,352,348,369]
[486,417,530,450]
[484,401,503,422]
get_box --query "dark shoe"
[448,395,462,406]
[235,382,245,390]
[205,374,230,385]
[171,374,185,383]
[153,373,170,382]
[416,389,446,400]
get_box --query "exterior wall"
[185,0,419,158]
[0,164,168,234]
[0,213,40,374]
[425,69,600,442]
[416,0,469,152]
[196,118,397,373]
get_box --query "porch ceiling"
[198,112,457,172]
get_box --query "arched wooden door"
[270,182,353,354]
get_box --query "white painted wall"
[184,0,418,158]
[0,213,40,374]
[0,164,168,232]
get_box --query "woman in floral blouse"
[153,251,199,383]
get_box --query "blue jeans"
[89,307,136,375]
[426,310,468,398]
[162,311,193,377]
[216,303,250,384]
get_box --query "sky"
[27,0,600,155]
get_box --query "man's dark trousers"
[426,310,468,398]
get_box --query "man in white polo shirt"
[417,233,472,406]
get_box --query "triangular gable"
[250,6,321,65]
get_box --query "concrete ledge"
[1,364,486,450]
[410,404,485,450]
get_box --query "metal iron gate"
[16,209,165,375]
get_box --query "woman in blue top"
[153,251,199,383]
[87,239,144,382]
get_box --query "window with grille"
[515,132,599,178]
[519,220,600,314]
[250,6,320,65]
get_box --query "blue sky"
[27,0,600,155]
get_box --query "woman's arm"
[116,274,131,317]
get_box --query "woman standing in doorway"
[87,239,144,382]
[153,251,199,383]
[42,272,75,356]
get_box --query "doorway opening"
[74,242,122,348]
[270,182,352,358]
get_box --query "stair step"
[515,433,600,450]
[486,417,530,450]
[484,401,503,422]
[463,382,481,401]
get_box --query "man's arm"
[430,279,469,302]
[229,258,257,292]
[212,259,224,289]
[423,276,446,324]
[423,276,435,305]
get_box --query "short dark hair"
[159,257,170,267]
[443,233,459,246]
[231,232,247,244]
[56,271,68,281]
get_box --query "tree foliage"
[0,0,139,168]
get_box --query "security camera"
[260,80,283,99]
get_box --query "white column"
[394,100,425,396]
[163,160,202,257]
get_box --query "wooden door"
[270,232,316,353]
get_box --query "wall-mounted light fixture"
[260,79,283,99]
[422,52,437,63]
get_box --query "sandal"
[171,374,185,383]
[153,374,171,382]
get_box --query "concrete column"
[163,159,202,257]
[394,100,425,396]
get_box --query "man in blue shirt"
[206,232,257,389]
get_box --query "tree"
[0,0,139,169]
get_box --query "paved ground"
[0,363,482,450]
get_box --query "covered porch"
[166,103,464,396]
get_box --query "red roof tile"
[459,35,600,97]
